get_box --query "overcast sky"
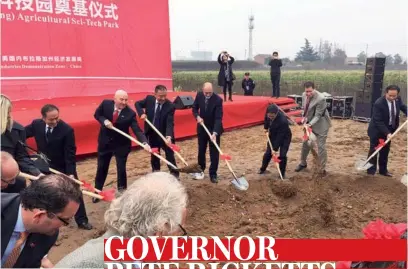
[168,0,407,60]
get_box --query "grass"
[172,70,407,98]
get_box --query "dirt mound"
[47,121,407,263]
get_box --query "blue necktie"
[154,104,161,127]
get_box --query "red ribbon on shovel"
[221,154,232,161]
[375,139,386,150]
[151,148,160,154]
[99,189,116,202]
[80,180,95,192]
[273,155,281,163]
[302,127,313,141]
[169,144,180,152]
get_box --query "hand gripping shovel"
[266,133,284,180]
[199,122,249,191]
[111,126,197,174]
[143,118,202,173]
[356,120,408,171]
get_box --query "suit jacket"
[1,193,58,268]
[192,92,224,136]
[94,100,147,152]
[1,121,41,176]
[368,96,407,138]
[25,119,77,175]
[302,90,332,135]
[134,95,175,140]
[264,111,292,151]
[55,230,142,268]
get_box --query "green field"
[173,70,407,98]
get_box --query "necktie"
[46,127,52,143]
[205,98,209,112]
[112,110,119,123]
[391,101,396,129]
[304,97,311,118]
[154,104,161,128]
[3,231,29,268]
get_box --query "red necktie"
[304,97,311,117]
[112,110,119,123]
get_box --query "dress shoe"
[295,164,307,172]
[258,169,265,174]
[210,175,218,183]
[78,222,93,230]
[379,172,392,177]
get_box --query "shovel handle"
[111,126,178,170]
[48,167,102,193]
[364,120,408,165]
[19,172,40,181]
[199,122,239,179]
[144,118,189,166]
[266,133,283,180]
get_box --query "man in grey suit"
[55,172,188,268]
[295,81,331,175]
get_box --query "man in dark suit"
[192,82,224,183]
[25,104,92,230]
[1,174,82,268]
[367,85,407,176]
[135,85,179,178]
[93,89,150,202]
[258,104,292,178]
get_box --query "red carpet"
[11,92,300,156]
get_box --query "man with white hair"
[93,89,151,203]
[55,172,188,268]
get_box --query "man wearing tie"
[191,82,224,183]
[295,81,331,175]
[367,85,407,176]
[135,85,179,178]
[93,89,150,202]
[25,104,92,230]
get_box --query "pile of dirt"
[47,121,407,263]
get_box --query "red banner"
[0,0,172,100]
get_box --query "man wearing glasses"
[1,174,82,268]
[55,172,187,268]
[1,151,25,193]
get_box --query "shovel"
[355,120,407,171]
[143,118,202,173]
[111,126,201,174]
[18,171,115,202]
[199,122,249,191]
[266,132,284,180]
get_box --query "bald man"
[93,90,150,202]
[1,151,25,193]
[191,82,224,183]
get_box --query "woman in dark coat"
[217,51,235,102]
[259,104,292,178]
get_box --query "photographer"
[217,50,235,102]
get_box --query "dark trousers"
[148,133,179,177]
[367,132,392,175]
[271,74,281,97]
[198,132,220,177]
[223,81,232,100]
[260,135,291,177]
[95,145,129,191]
[243,89,254,96]
[1,176,26,194]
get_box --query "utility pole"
[248,14,254,61]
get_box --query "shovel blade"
[355,156,373,171]
[231,176,249,191]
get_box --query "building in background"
[190,50,213,61]
[254,54,271,65]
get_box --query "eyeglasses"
[178,224,188,236]
[49,212,70,226]
[1,177,16,185]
